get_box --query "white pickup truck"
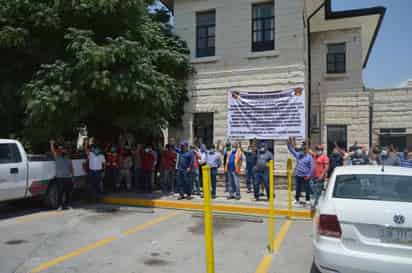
[0,139,87,208]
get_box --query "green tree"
[0,0,191,146]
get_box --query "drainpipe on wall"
[306,1,326,140]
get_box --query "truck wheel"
[310,261,321,273]
[45,182,59,209]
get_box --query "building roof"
[310,0,386,68]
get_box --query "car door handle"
[10,168,19,174]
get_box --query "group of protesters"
[287,137,412,208]
[49,135,412,210]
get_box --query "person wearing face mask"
[378,146,401,166]
[253,143,273,201]
[205,144,222,199]
[287,137,314,206]
[177,142,194,200]
[85,140,106,202]
[225,142,245,200]
[329,145,344,177]
[348,145,369,165]
[310,145,329,209]
[50,140,74,210]
[244,145,257,193]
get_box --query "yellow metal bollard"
[202,165,215,273]
[268,160,275,253]
[287,158,293,219]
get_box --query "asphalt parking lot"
[0,200,314,273]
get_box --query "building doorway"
[327,125,347,155]
[193,113,214,148]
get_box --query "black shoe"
[235,196,241,200]
[212,195,216,199]
[255,197,260,201]
[247,189,252,193]
[227,196,235,200]
[177,195,184,200]
[186,195,192,200]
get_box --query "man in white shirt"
[87,144,106,201]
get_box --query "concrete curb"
[101,196,312,219]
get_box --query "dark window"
[327,125,347,155]
[252,2,274,52]
[0,144,22,164]
[196,10,215,58]
[333,174,412,203]
[327,43,346,74]
[193,113,214,148]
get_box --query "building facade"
[162,0,412,175]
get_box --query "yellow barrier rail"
[202,165,215,273]
[287,158,293,219]
[268,160,275,253]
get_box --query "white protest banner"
[227,86,306,140]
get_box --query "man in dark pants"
[253,143,273,201]
[85,141,106,202]
[177,142,194,200]
[205,145,222,199]
[244,145,257,193]
[50,140,74,209]
[287,138,314,207]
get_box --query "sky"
[156,0,412,89]
[332,0,411,88]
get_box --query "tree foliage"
[0,0,191,145]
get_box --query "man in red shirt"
[311,144,330,209]
[160,144,177,194]
[141,145,156,193]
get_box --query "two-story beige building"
[161,0,412,175]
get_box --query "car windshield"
[333,174,412,203]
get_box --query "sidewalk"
[101,187,312,219]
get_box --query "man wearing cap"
[287,137,314,206]
[311,145,329,209]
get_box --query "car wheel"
[45,182,59,209]
[310,261,321,273]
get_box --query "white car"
[312,165,412,273]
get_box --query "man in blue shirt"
[204,144,222,199]
[177,142,194,200]
[401,151,412,168]
[287,137,314,206]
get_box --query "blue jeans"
[192,168,200,194]
[228,171,241,198]
[254,170,269,199]
[178,170,193,196]
[246,168,254,191]
[142,170,152,192]
[310,179,324,207]
[210,167,218,197]
[295,176,310,202]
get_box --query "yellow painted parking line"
[101,196,312,219]
[273,220,292,252]
[122,212,179,235]
[16,211,63,224]
[254,255,273,273]
[254,220,293,273]
[29,212,179,273]
[30,236,118,273]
